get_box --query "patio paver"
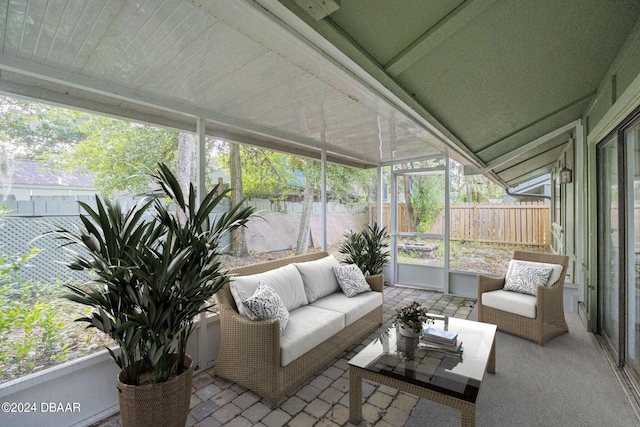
[92,285,475,427]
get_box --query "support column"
[444,153,451,294]
[377,165,383,225]
[390,169,398,285]
[321,148,327,251]
[196,118,208,371]
[196,118,206,204]
[575,120,585,304]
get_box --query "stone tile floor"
[96,285,476,427]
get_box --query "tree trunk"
[296,165,315,255]
[229,143,248,256]
[176,132,196,224]
[401,163,416,232]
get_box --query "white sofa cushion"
[242,282,289,333]
[506,260,563,287]
[332,264,371,297]
[230,264,308,318]
[482,289,537,319]
[280,306,345,366]
[294,255,341,303]
[310,291,382,326]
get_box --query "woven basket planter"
[117,355,193,427]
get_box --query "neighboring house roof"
[10,159,95,188]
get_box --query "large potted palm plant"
[49,163,254,427]
[338,223,390,289]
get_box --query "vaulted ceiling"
[1,0,638,187]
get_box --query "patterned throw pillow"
[242,282,289,333]
[332,264,371,297]
[503,262,554,296]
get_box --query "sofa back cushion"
[294,255,341,303]
[230,264,308,317]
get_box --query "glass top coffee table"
[348,316,496,426]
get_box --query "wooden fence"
[369,202,551,246]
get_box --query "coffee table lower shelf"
[348,365,479,426]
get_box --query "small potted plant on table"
[392,301,429,338]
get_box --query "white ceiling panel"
[131,15,220,89]
[0,0,636,189]
[4,0,31,58]
[94,0,188,82]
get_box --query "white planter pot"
[398,326,421,338]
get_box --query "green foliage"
[215,143,374,203]
[459,175,504,202]
[58,116,179,196]
[215,144,295,198]
[411,175,445,233]
[339,223,390,275]
[0,96,183,197]
[0,96,89,160]
[48,163,255,385]
[304,161,374,204]
[0,242,67,381]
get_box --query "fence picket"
[369,202,550,246]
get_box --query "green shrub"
[0,247,67,381]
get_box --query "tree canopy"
[0,96,179,196]
[0,96,88,160]
[214,142,374,203]
[61,115,178,195]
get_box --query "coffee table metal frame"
[348,318,496,427]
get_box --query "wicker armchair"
[477,251,569,346]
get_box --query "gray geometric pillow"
[242,282,289,333]
[503,262,554,296]
[332,264,371,297]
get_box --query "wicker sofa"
[214,251,384,408]
[477,251,569,346]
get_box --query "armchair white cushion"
[481,289,536,319]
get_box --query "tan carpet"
[406,312,639,426]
